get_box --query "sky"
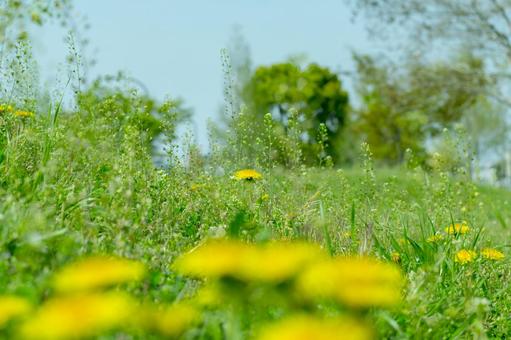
[32,0,376,148]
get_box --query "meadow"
[0,93,510,339]
[1,1,511,338]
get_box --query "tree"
[346,0,511,170]
[76,73,192,154]
[242,62,349,164]
[347,0,511,56]
[461,99,509,170]
[346,0,511,106]
[352,53,493,164]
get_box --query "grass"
[0,34,510,337]
[1,104,511,338]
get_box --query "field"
[0,102,510,339]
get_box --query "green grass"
[1,101,511,338]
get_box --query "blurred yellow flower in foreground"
[174,240,251,279]
[19,292,135,339]
[257,315,372,340]
[445,223,470,235]
[455,249,477,264]
[53,256,145,293]
[14,110,34,118]
[0,104,14,113]
[139,303,199,337]
[296,257,403,308]
[193,284,224,307]
[0,296,31,327]
[245,242,326,282]
[427,234,444,243]
[233,169,262,181]
[480,248,505,261]
[174,239,326,282]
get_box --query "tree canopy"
[242,62,349,164]
[352,53,494,164]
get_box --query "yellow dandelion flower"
[454,249,477,264]
[192,284,224,307]
[14,110,34,118]
[391,252,401,263]
[0,104,14,114]
[233,169,262,181]
[242,241,327,282]
[174,239,253,279]
[445,222,470,235]
[257,315,372,340]
[480,248,505,261]
[190,183,204,191]
[52,256,145,293]
[19,292,136,339]
[174,239,326,283]
[0,296,31,327]
[427,234,444,243]
[139,303,199,337]
[296,257,403,308]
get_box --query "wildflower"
[296,257,403,308]
[19,292,136,339]
[190,183,204,191]
[480,248,505,261]
[52,256,145,293]
[140,303,199,337]
[397,238,407,246]
[257,315,372,340]
[445,222,470,235]
[391,252,401,263]
[233,169,262,181]
[427,234,444,243]
[174,239,252,279]
[192,284,223,307]
[0,296,31,327]
[174,239,326,283]
[0,104,14,114]
[244,242,327,282]
[14,110,34,118]
[454,249,477,264]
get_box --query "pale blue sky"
[33,0,376,146]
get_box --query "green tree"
[346,0,511,107]
[461,99,509,173]
[352,53,492,164]
[243,62,349,165]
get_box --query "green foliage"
[2,97,511,337]
[1,2,511,338]
[76,73,192,152]
[242,62,349,165]
[352,53,492,165]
